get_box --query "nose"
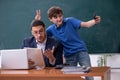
[57,17,61,20]
[37,33,41,37]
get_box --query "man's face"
[31,25,46,43]
[49,14,63,27]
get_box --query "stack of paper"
[61,66,91,74]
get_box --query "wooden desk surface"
[0,67,110,80]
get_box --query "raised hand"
[94,16,101,24]
[35,9,41,20]
[44,46,55,63]
[44,46,55,58]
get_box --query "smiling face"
[49,14,63,27]
[47,6,63,27]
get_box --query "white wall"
[90,54,120,80]
[90,54,120,68]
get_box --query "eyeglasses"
[32,30,44,35]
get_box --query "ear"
[31,31,34,35]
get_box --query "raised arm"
[35,9,41,20]
[81,15,101,28]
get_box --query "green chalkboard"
[0,0,120,53]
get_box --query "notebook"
[0,48,45,69]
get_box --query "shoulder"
[46,24,56,37]
[21,36,36,49]
[46,24,55,33]
[65,17,82,28]
[64,17,82,24]
[65,17,79,21]
[65,17,74,20]
[47,24,56,30]
[23,36,35,42]
[47,37,59,42]
[47,37,61,45]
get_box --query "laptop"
[0,48,45,69]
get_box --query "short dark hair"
[31,20,45,29]
[47,6,63,19]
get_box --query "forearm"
[81,19,96,28]
[81,16,101,28]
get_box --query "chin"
[37,40,42,43]
[57,23,62,26]
[59,22,63,25]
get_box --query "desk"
[0,67,110,80]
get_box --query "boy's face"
[49,14,63,27]
[31,25,46,43]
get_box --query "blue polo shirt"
[46,17,88,57]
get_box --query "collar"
[36,38,47,45]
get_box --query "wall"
[90,54,120,68]
[0,0,120,53]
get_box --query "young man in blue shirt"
[35,6,101,80]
